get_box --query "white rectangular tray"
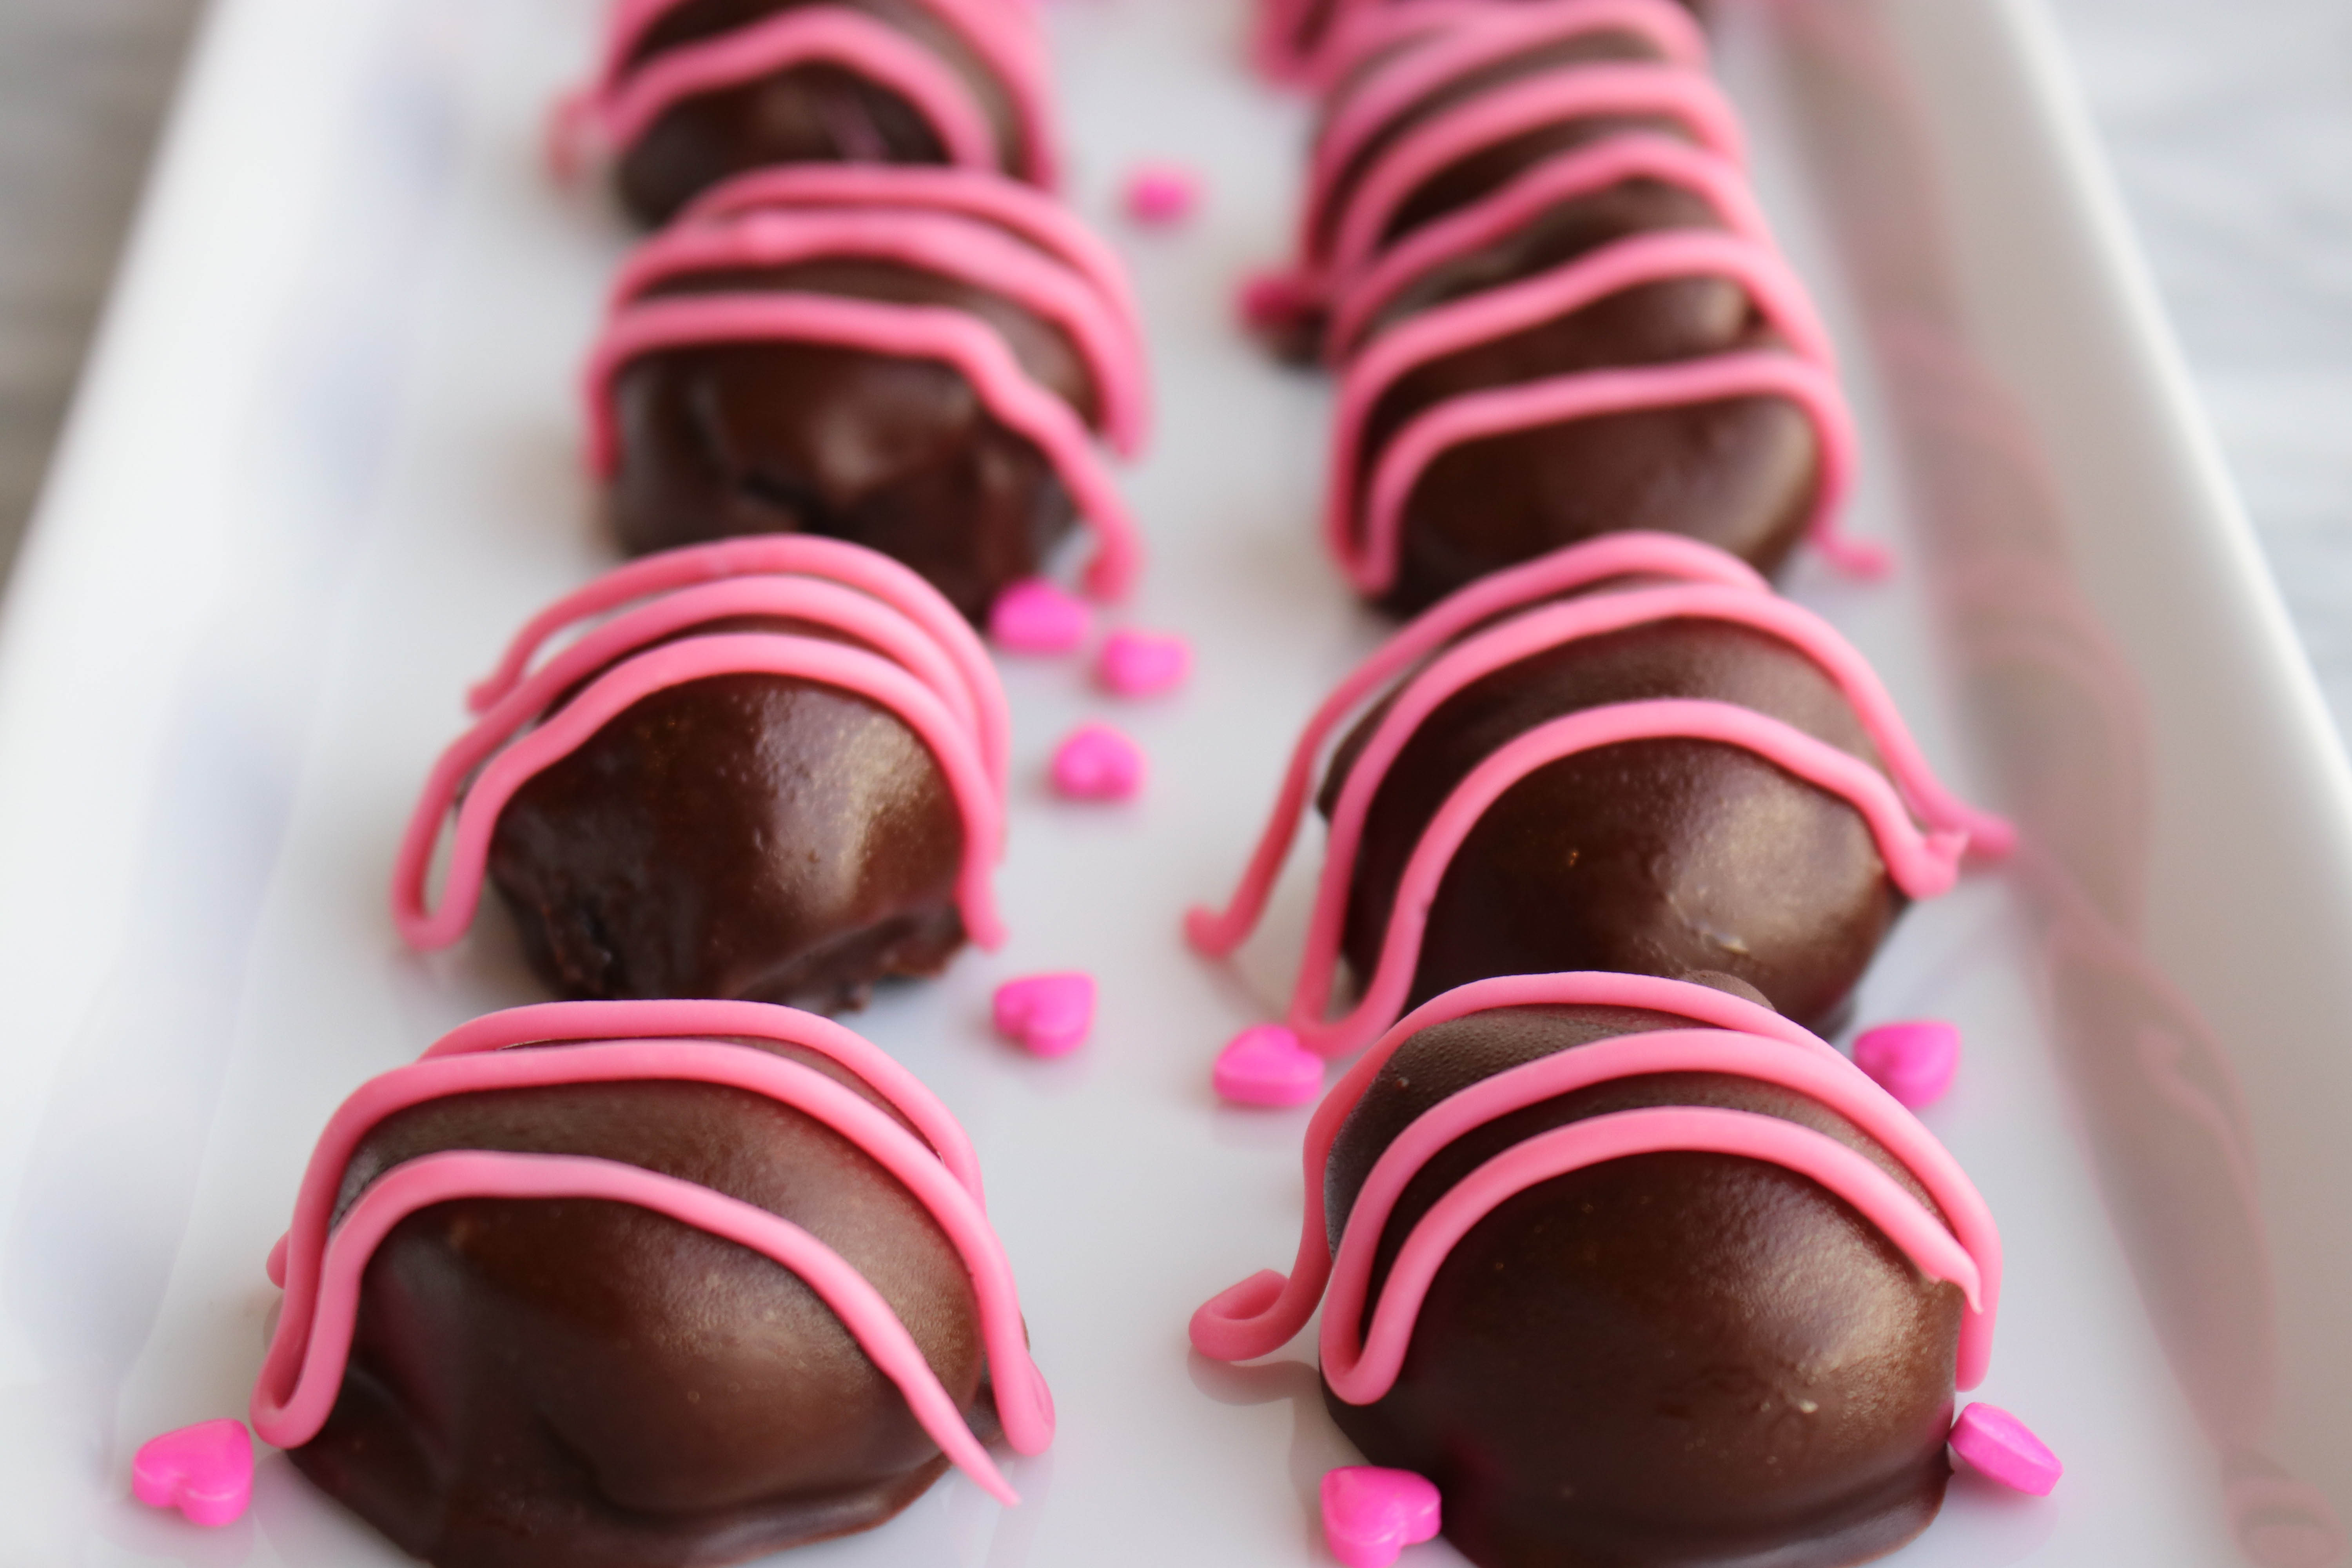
[1,0,2346,1563]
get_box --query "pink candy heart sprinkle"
[132,1418,255,1528]
[1949,1403,2062,1496]
[1051,724,1145,801]
[992,972,1096,1058]
[1853,1019,1961,1109]
[988,577,1092,655]
[1213,1024,1322,1108]
[1124,162,1201,226]
[1097,629,1192,697]
[1323,1465,1443,1568]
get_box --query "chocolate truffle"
[253,1000,1053,1568]
[1190,971,2004,1568]
[586,165,1145,622]
[393,537,1011,1011]
[561,0,1062,229]
[1185,534,2009,1055]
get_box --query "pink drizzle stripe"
[606,9,1000,172]
[464,536,1006,787]
[1323,1107,1982,1402]
[680,163,1143,347]
[1314,64,1749,283]
[1191,971,1820,1354]
[423,998,983,1201]
[581,0,1060,187]
[1326,134,1776,357]
[392,633,1006,953]
[586,293,1142,602]
[610,207,1149,456]
[1350,350,1879,595]
[1309,0,1710,93]
[1184,532,1764,958]
[1187,973,2001,1393]
[1311,1,1709,229]
[1328,228,1838,566]
[1289,699,1971,1058]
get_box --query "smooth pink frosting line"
[586,293,1142,602]
[1308,0,1710,93]
[1325,134,1776,358]
[1189,970,1824,1358]
[423,998,984,1201]
[679,164,1143,359]
[1283,585,2010,989]
[1314,64,1749,283]
[604,9,1000,172]
[1322,1106,1984,1403]
[252,1152,1026,1499]
[609,207,1148,456]
[1311,1,1711,229]
[465,537,1006,789]
[467,577,987,783]
[392,632,1006,953]
[587,0,1060,187]
[1326,229,1837,561]
[1287,699,1969,1058]
[1184,532,1764,958]
[1348,350,1877,595]
[252,1033,1051,1469]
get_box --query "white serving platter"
[0,0,2345,1564]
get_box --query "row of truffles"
[1250,0,1879,612]
[1180,3,2060,1566]
[134,3,1152,1565]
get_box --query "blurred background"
[3,0,2348,724]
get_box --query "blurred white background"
[4,0,2349,724]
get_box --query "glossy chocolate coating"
[609,256,1095,624]
[1323,1000,1962,1568]
[1321,610,1902,1031]
[615,0,1031,228]
[487,616,968,1011]
[289,1036,997,1568]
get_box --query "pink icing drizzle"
[251,1001,1052,1503]
[568,0,1060,188]
[1325,227,1851,588]
[467,535,1006,776]
[1325,133,1774,356]
[1356,349,1877,591]
[392,554,1008,955]
[1308,0,1710,93]
[1188,971,2001,1400]
[1191,557,2010,1059]
[679,164,1143,354]
[1185,530,1764,957]
[610,204,1150,457]
[1309,2,1710,238]
[1310,64,1748,285]
[586,292,1143,602]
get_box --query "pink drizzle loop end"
[993,972,1097,1058]
[1950,1403,2062,1496]
[132,1420,254,1529]
[1323,1465,1444,1568]
[1051,724,1145,801]
[1213,1024,1324,1108]
[1853,1020,1962,1109]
